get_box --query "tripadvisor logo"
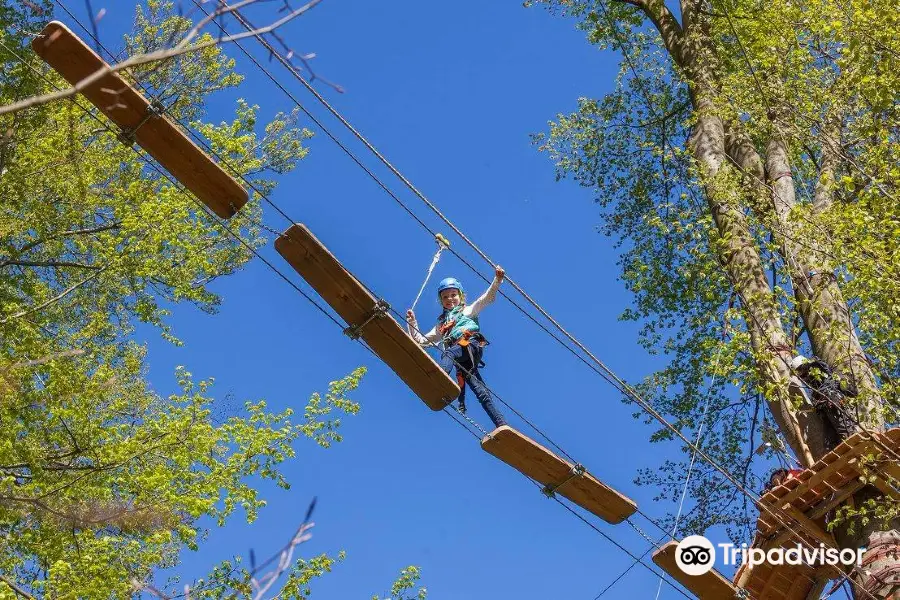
[675,535,864,575]
[675,536,716,576]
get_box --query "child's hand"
[406,309,416,323]
[495,265,506,282]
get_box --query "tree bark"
[854,530,900,599]
[763,139,883,432]
[686,104,815,467]
[623,5,897,594]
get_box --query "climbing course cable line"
[74,8,896,600]
[31,11,840,600]
[0,14,836,600]
[27,9,897,600]
[583,4,900,594]
[177,9,900,600]
[23,14,683,595]
[648,345,728,600]
[585,0,900,469]
[182,0,684,440]
[0,34,347,335]
[700,0,900,430]
[55,0,583,470]
[56,0,590,479]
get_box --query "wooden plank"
[803,571,830,600]
[481,426,636,524]
[780,505,836,549]
[735,563,753,590]
[784,571,814,600]
[651,541,741,600]
[765,480,864,551]
[766,441,872,509]
[739,562,819,600]
[884,428,900,446]
[757,567,781,599]
[870,475,900,502]
[32,21,247,219]
[274,224,459,410]
[882,461,900,483]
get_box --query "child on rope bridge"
[406,266,508,428]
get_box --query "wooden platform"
[734,427,900,600]
[734,560,826,600]
[275,224,460,410]
[757,428,900,544]
[652,541,741,600]
[481,426,636,524]
[32,21,247,219]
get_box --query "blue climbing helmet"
[437,277,463,297]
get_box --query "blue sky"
[54,1,721,598]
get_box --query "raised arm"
[465,265,505,318]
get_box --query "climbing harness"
[410,233,450,312]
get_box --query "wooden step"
[481,425,636,524]
[275,224,460,410]
[651,541,741,599]
[32,21,247,219]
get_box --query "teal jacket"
[407,277,502,349]
[436,304,480,343]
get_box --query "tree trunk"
[854,530,900,599]
[686,100,815,467]
[764,139,883,432]
[688,78,897,600]
[623,3,897,593]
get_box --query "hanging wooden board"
[32,21,247,219]
[651,541,741,600]
[275,224,460,410]
[481,425,636,524]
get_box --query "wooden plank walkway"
[32,21,247,218]
[481,425,636,524]
[734,428,900,600]
[652,541,741,600]
[275,224,460,410]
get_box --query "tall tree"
[532,0,898,594]
[0,2,367,596]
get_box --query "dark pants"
[440,343,507,428]
[813,388,857,451]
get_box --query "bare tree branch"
[0,576,36,600]
[9,222,121,258]
[611,0,684,64]
[0,0,322,117]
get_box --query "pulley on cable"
[32,21,247,219]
